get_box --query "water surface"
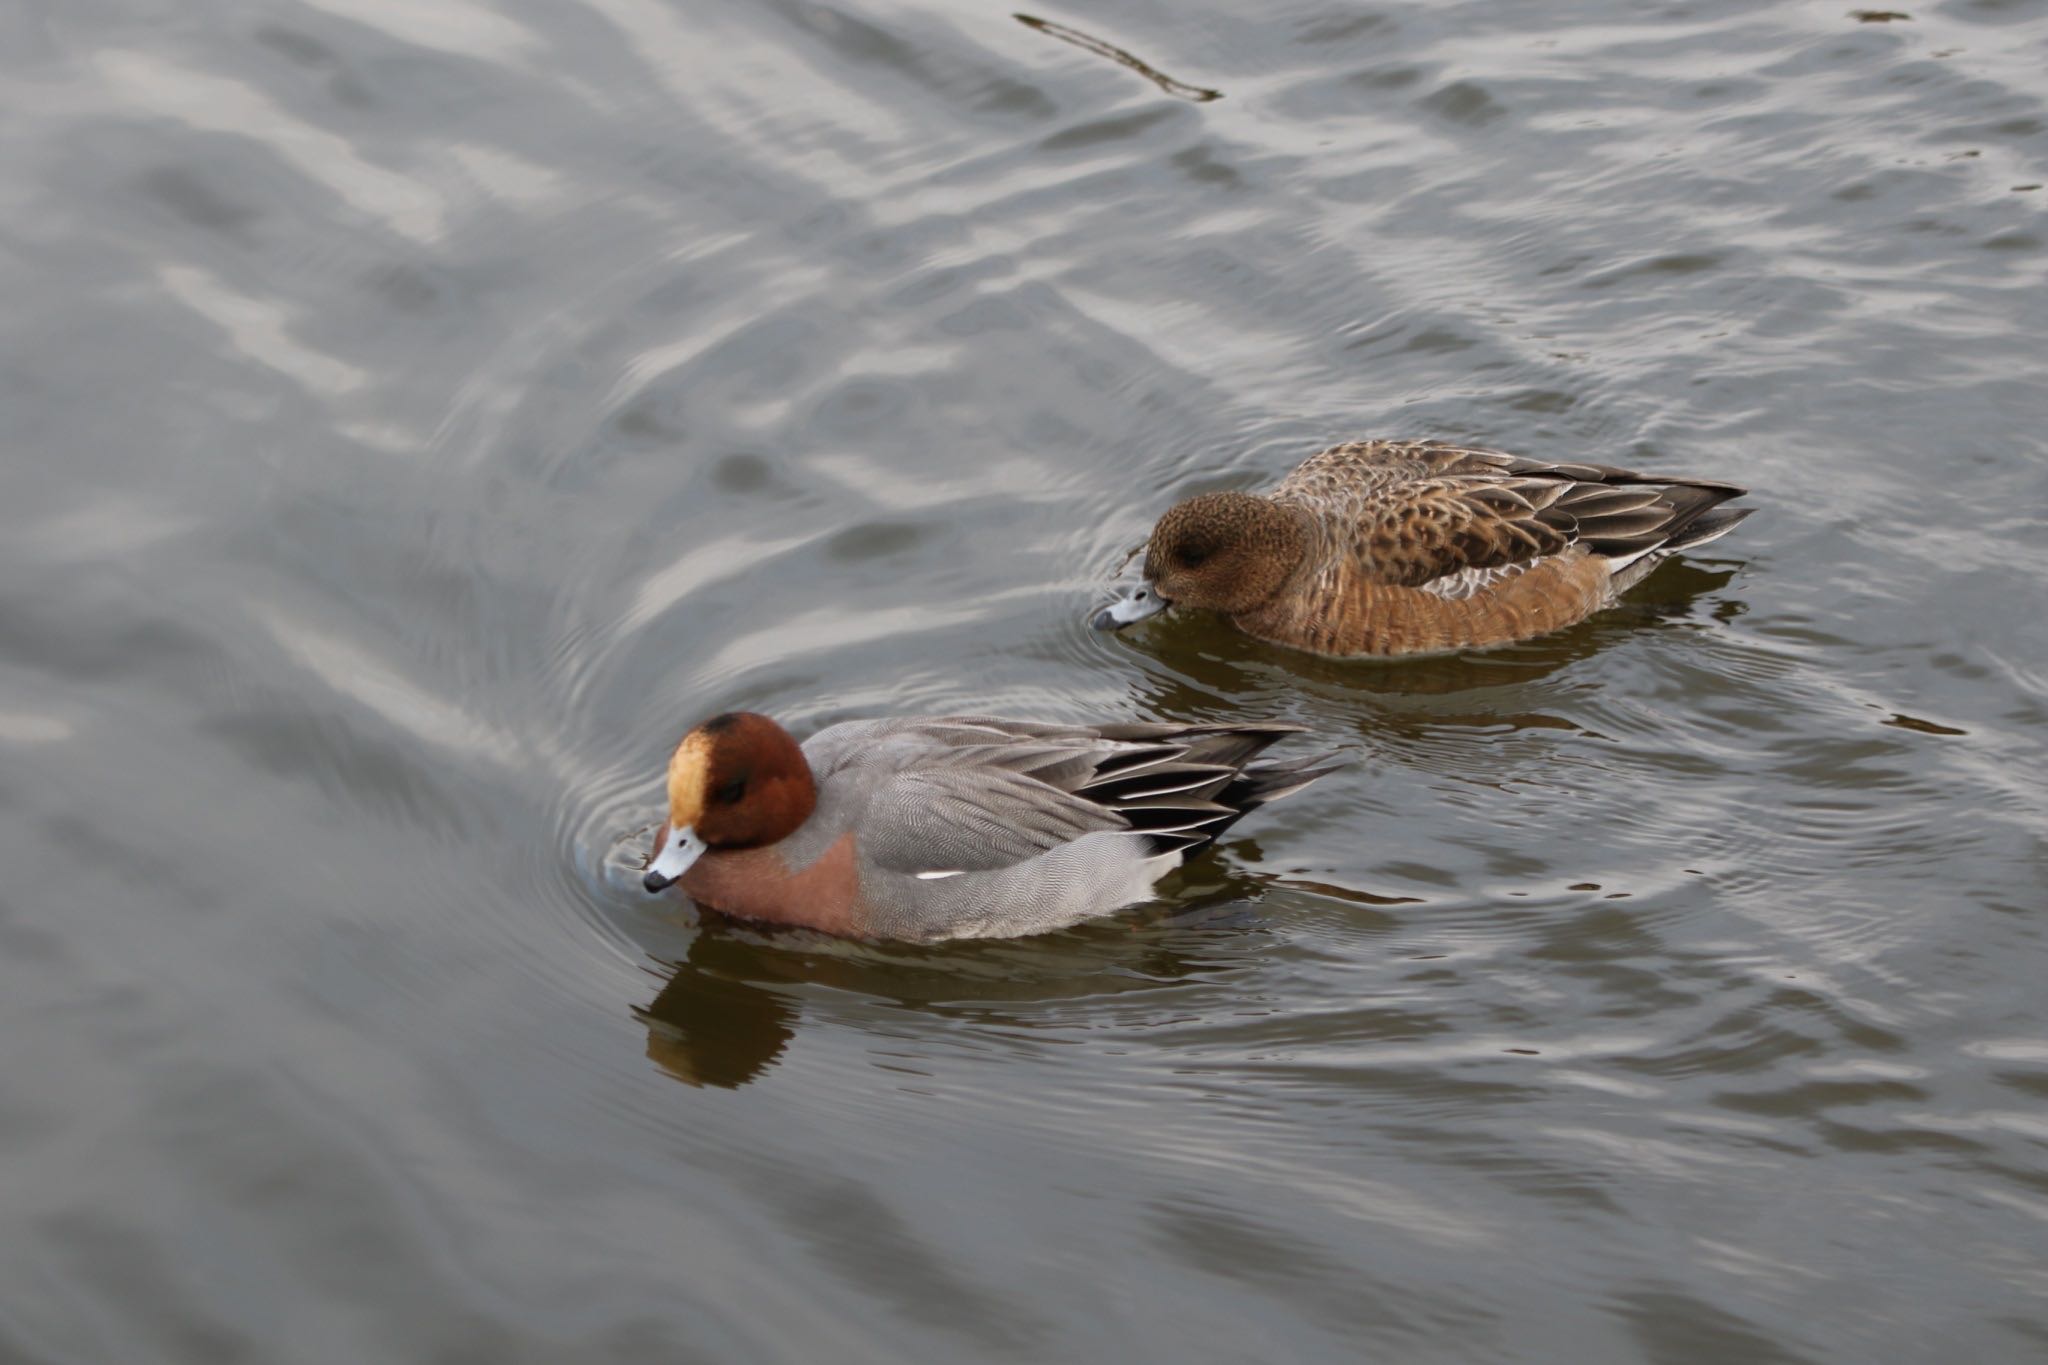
[2,0,2046,1360]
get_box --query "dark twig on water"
[1015,13,1223,103]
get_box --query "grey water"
[2,0,2046,1361]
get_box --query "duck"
[641,711,1337,941]
[1092,440,1753,657]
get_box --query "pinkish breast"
[679,832,863,936]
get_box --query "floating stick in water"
[1015,13,1223,103]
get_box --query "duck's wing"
[834,718,1339,874]
[1273,439,1746,498]
[1272,439,1522,498]
[1276,441,1749,591]
[856,765,1126,876]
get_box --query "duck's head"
[1092,492,1308,631]
[644,712,817,893]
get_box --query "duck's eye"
[715,778,748,804]
[1180,547,1209,568]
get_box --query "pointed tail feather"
[1658,505,1753,554]
[1604,505,1755,593]
[1177,751,1343,852]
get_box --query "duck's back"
[1243,440,1750,656]
[795,715,1336,940]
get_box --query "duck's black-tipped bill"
[644,823,707,892]
[1092,584,1168,631]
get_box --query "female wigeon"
[1094,440,1752,657]
[643,712,1337,941]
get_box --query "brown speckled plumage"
[1123,440,1751,658]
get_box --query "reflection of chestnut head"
[635,956,797,1090]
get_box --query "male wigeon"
[642,711,1337,941]
[1093,440,1752,657]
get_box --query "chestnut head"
[644,712,816,893]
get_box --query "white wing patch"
[914,869,967,880]
[1419,560,1535,601]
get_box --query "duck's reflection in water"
[636,935,799,1089]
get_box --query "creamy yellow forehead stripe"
[667,730,712,827]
